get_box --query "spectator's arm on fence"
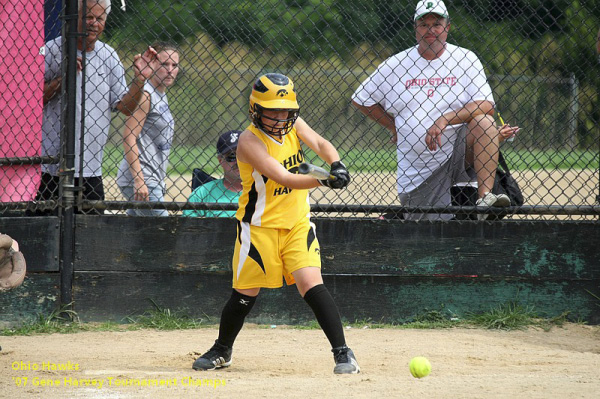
[116,78,146,116]
[351,101,396,138]
[116,47,157,116]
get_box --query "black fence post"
[58,0,79,315]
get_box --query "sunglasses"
[223,152,237,162]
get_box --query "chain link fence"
[1,0,599,222]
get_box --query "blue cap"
[216,130,241,155]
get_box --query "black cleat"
[332,345,360,374]
[192,340,232,371]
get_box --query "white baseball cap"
[414,0,449,21]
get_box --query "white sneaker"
[332,346,360,374]
[476,192,511,220]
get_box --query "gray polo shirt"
[41,37,127,177]
[116,81,174,190]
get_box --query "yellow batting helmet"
[249,73,300,137]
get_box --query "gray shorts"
[399,125,475,221]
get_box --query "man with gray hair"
[36,0,156,214]
[352,0,518,220]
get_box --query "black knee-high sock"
[303,284,346,349]
[217,290,257,348]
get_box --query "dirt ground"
[1,324,598,398]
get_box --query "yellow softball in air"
[409,356,431,378]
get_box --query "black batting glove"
[320,161,350,189]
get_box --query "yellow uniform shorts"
[232,218,321,289]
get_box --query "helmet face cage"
[249,73,300,138]
[252,104,299,137]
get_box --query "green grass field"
[0,300,571,336]
[102,145,599,177]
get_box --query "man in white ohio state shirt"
[352,0,518,221]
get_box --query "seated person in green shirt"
[183,130,242,217]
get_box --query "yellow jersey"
[236,124,310,229]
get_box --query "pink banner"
[0,0,44,202]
